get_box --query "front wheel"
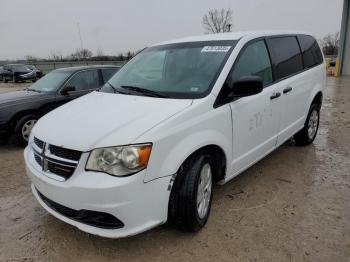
[294,104,320,146]
[168,154,213,231]
[14,114,38,145]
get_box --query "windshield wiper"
[105,82,129,95]
[120,85,167,98]
[26,88,41,93]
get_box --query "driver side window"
[230,40,273,87]
[65,70,99,91]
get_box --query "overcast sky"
[0,0,344,60]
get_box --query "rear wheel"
[168,153,213,231]
[2,75,8,83]
[13,75,18,83]
[14,114,38,145]
[294,103,320,146]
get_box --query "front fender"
[138,101,233,183]
[148,130,231,183]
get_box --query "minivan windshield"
[102,40,237,99]
[28,71,72,92]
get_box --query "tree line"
[24,49,137,63]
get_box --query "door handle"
[283,86,293,94]
[270,92,281,100]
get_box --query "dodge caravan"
[24,31,325,238]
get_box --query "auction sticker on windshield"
[201,46,231,52]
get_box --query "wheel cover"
[307,109,319,140]
[197,163,212,219]
[22,119,37,141]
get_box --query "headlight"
[86,144,152,176]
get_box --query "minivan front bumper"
[15,71,36,80]
[24,146,172,238]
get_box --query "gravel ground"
[0,82,28,93]
[0,78,349,262]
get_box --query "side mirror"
[61,85,76,95]
[232,76,263,97]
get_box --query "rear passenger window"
[230,40,273,86]
[266,36,303,80]
[101,68,118,82]
[298,35,323,68]
[66,70,100,91]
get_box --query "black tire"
[168,153,213,232]
[3,75,8,83]
[13,75,18,83]
[294,103,320,146]
[14,114,38,145]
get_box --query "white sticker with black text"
[201,46,231,52]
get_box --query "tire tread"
[169,153,212,232]
[294,103,320,146]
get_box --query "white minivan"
[24,31,325,238]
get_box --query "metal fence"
[30,61,126,74]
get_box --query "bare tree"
[320,32,340,56]
[78,48,93,59]
[114,51,135,61]
[48,51,63,61]
[115,52,125,61]
[70,48,93,60]
[96,47,104,57]
[25,55,38,62]
[126,51,134,60]
[202,8,233,34]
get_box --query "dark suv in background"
[1,64,37,83]
[0,65,119,144]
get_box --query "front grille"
[34,137,44,149]
[32,138,81,181]
[37,189,124,229]
[47,161,75,179]
[49,145,81,161]
[34,153,42,166]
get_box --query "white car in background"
[24,31,325,238]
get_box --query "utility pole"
[77,23,84,50]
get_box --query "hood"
[32,91,193,151]
[13,68,32,74]
[0,90,44,108]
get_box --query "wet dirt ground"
[0,78,349,261]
